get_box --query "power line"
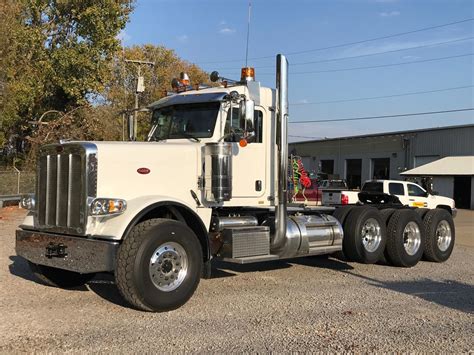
[290,108,474,124]
[291,85,474,106]
[256,53,473,75]
[212,36,474,70]
[195,17,474,64]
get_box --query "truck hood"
[431,194,455,208]
[92,142,201,202]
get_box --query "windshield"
[149,102,220,141]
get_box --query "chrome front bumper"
[16,229,119,274]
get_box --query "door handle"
[409,199,415,201]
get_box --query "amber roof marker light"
[241,67,255,82]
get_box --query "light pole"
[124,59,155,141]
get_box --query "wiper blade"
[181,133,201,142]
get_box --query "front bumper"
[16,229,119,274]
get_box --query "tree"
[0,0,133,158]
[105,45,211,138]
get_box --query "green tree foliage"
[0,0,133,149]
[1,1,212,168]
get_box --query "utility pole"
[124,59,155,140]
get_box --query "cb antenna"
[245,1,252,67]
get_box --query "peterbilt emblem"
[137,167,151,175]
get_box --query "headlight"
[20,195,35,211]
[89,198,127,216]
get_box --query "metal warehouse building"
[289,124,474,209]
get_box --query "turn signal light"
[90,198,127,216]
[239,138,248,147]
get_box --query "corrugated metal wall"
[411,126,474,158]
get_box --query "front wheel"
[115,218,202,312]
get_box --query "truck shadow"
[211,255,354,279]
[8,255,88,291]
[8,254,352,310]
[343,271,474,314]
[8,256,131,307]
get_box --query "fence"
[0,170,36,196]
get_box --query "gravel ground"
[1,207,473,352]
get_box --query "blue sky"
[120,0,474,141]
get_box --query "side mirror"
[239,99,254,124]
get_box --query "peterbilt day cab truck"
[16,55,455,312]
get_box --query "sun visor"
[148,92,229,110]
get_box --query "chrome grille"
[36,144,97,235]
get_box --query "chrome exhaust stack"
[272,54,289,251]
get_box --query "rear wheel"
[28,262,95,288]
[343,207,386,264]
[331,206,356,260]
[385,210,424,267]
[115,218,202,312]
[422,209,455,262]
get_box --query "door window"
[224,108,263,143]
[389,183,405,195]
[408,184,427,197]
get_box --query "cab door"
[387,182,407,204]
[407,183,429,208]
[224,107,267,200]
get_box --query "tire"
[380,208,396,225]
[331,206,356,261]
[379,208,397,263]
[28,261,95,288]
[333,205,356,225]
[115,218,203,312]
[342,207,387,264]
[422,209,455,262]
[385,210,425,267]
[415,208,430,219]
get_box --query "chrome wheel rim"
[436,220,452,252]
[149,242,188,292]
[361,218,382,253]
[403,221,421,256]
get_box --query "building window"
[320,160,334,174]
[389,182,404,196]
[372,158,390,179]
[346,159,362,189]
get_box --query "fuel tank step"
[219,226,270,259]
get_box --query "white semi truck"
[16,55,455,312]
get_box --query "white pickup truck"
[361,180,456,216]
[322,179,456,215]
[320,180,359,206]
